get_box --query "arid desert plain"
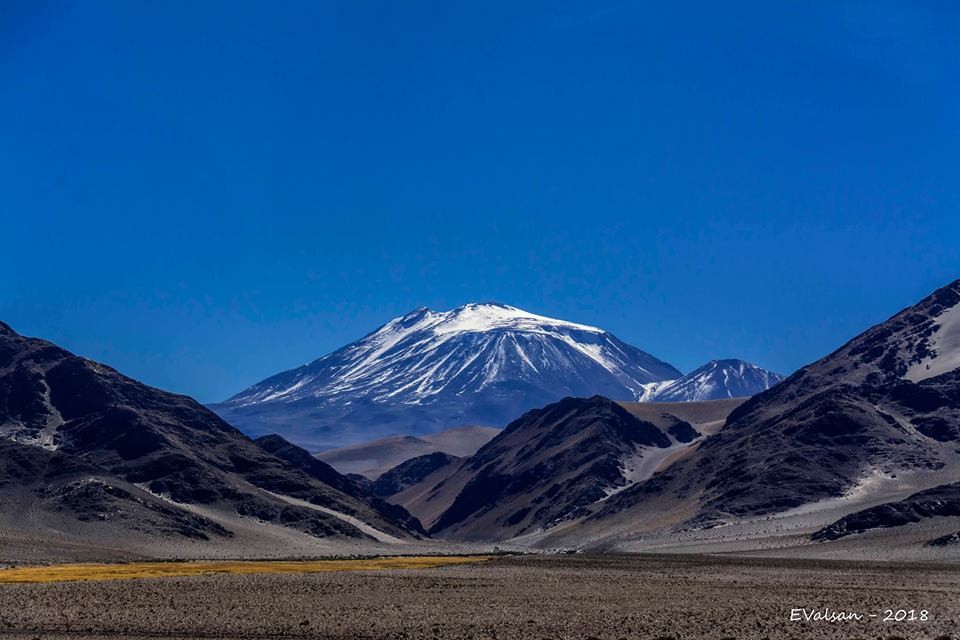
[0,554,957,640]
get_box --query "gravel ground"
[0,554,957,639]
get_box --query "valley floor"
[0,554,958,639]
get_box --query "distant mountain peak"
[649,359,783,402]
[705,358,754,368]
[215,304,680,449]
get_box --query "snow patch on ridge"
[905,303,960,382]
[430,303,604,336]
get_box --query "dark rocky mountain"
[345,473,374,491]
[383,398,746,540]
[370,279,959,548]
[648,359,783,402]
[588,279,960,533]
[253,433,424,533]
[812,481,960,544]
[425,396,684,540]
[661,415,700,443]
[7,279,957,558]
[253,434,359,492]
[212,303,680,450]
[0,437,232,542]
[0,322,424,555]
[371,452,461,498]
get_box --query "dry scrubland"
[0,556,488,584]
[0,554,957,639]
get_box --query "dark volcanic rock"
[254,434,357,491]
[812,482,960,541]
[429,396,674,540]
[371,452,461,497]
[0,323,424,545]
[926,530,960,546]
[41,477,233,540]
[591,279,960,529]
[0,437,93,488]
[660,415,700,443]
[346,473,373,490]
[254,433,425,534]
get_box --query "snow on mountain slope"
[649,359,784,402]
[214,304,681,449]
[228,303,678,407]
[905,301,960,382]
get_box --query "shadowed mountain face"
[590,279,960,530]
[254,434,424,534]
[0,323,424,551]
[426,396,681,540]
[253,434,358,491]
[212,303,681,450]
[371,452,461,498]
[0,438,233,542]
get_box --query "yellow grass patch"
[0,556,491,584]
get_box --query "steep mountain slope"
[388,398,745,534]
[213,303,680,449]
[317,425,501,478]
[253,434,424,533]
[253,434,359,490]
[649,359,783,402]
[371,452,462,498]
[0,437,233,546]
[0,321,423,559]
[584,279,960,543]
[424,396,689,541]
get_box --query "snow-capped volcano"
[648,359,784,402]
[214,303,681,449]
[229,303,679,406]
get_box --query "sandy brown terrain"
[0,554,957,639]
[318,425,501,478]
[619,397,748,435]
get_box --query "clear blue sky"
[2,1,958,402]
